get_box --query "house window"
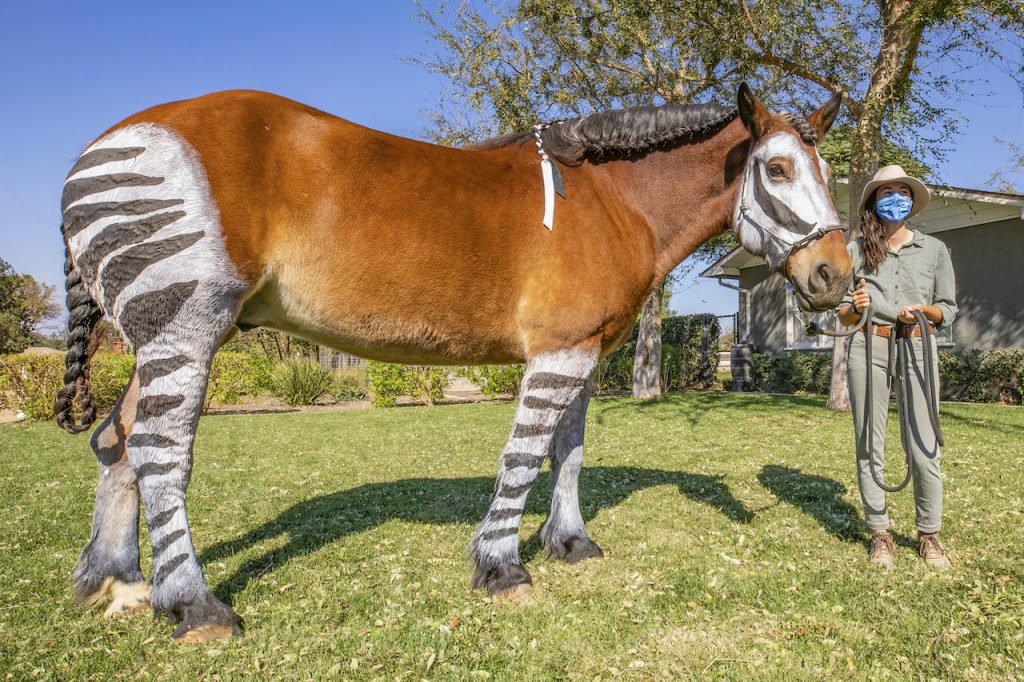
[784,285,836,350]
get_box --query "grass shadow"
[757,465,862,543]
[199,465,753,603]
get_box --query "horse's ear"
[806,92,843,140]
[737,82,772,140]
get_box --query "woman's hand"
[851,278,870,314]
[898,304,925,324]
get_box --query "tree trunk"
[827,0,923,411]
[632,282,665,399]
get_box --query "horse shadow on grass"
[757,465,863,543]
[199,466,753,603]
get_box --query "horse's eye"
[768,164,786,178]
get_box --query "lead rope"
[798,305,943,493]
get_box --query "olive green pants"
[847,332,943,534]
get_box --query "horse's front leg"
[470,347,599,600]
[540,376,604,562]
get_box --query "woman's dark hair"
[859,195,889,272]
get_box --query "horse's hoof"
[172,622,240,643]
[103,580,151,617]
[474,561,533,599]
[545,535,605,564]
[492,583,534,604]
[166,592,241,643]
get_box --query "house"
[701,181,1024,353]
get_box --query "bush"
[595,313,720,394]
[332,366,368,402]
[90,352,136,408]
[367,362,449,407]
[0,353,63,419]
[270,359,334,406]
[458,364,524,398]
[939,349,1023,404]
[750,352,833,394]
[206,352,274,408]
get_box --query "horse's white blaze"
[733,133,841,270]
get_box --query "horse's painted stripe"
[488,507,523,522]
[136,394,185,419]
[136,461,179,479]
[751,164,815,234]
[101,231,205,309]
[127,433,178,449]
[521,395,573,411]
[151,529,186,560]
[119,280,198,348]
[150,506,181,531]
[62,173,164,211]
[64,199,184,240]
[138,355,192,387]
[68,147,146,177]
[480,527,519,542]
[503,452,546,469]
[77,211,187,280]
[512,421,558,438]
[154,553,188,586]
[498,481,533,498]
[526,372,589,391]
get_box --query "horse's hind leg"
[73,371,151,616]
[540,376,604,563]
[470,346,599,600]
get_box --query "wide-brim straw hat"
[858,164,930,219]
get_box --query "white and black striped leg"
[540,376,604,563]
[73,372,152,616]
[470,348,599,599]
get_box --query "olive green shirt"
[842,230,957,329]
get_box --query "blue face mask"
[875,193,913,223]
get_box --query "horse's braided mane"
[467,102,739,166]
[466,103,819,165]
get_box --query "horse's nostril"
[818,262,832,287]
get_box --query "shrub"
[90,352,136,409]
[206,352,274,408]
[332,366,369,402]
[458,364,524,398]
[270,359,333,406]
[367,362,449,407]
[0,353,63,419]
[939,349,1023,404]
[750,352,832,394]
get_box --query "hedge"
[747,348,1023,404]
[0,351,276,420]
[596,313,721,393]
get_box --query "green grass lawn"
[1,393,1022,680]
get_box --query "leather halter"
[736,162,844,263]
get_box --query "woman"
[837,165,957,568]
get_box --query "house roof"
[701,179,1024,279]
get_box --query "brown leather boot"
[918,532,951,569]
[868,531,895,567]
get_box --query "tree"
[713,0,1023,409]
[418,0,1024,404]
[417,0,769,398]
[0,258,60,354]
[987,138,1024,193]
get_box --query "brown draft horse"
[55,83,851,641]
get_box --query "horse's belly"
[236,270,526,365]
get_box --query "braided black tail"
[54,224,102,434]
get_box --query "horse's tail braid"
[54,224,102,434]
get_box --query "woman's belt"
[870,323,935,339]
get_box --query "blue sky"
[2,1,1021,330]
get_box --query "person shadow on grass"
[199,466,753,603]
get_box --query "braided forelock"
[780,113,817,144]
[540,103,739,166]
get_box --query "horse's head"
[732,84,852,312]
